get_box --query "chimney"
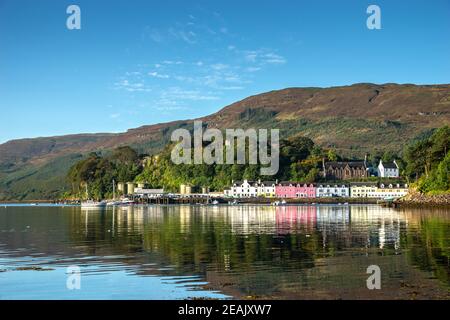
[322,158,326,178]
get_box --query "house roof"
[261,181,276,185]
[278,181,315,186]
[325,161,366,169]
[350,182,378,186]
[382,162,398,169]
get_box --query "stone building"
[323,160,368,180]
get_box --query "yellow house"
[350,182,378,198]
[375,183,409,199]
[256,180,276,198]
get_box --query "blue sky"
[0,0,449,143]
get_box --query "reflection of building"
[275,182,316,198]
[315,184,349,197]
[275,205,316,234]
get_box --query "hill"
[1,83,449,200]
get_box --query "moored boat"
[81,184,107,208]
[120,198,135,206]
[81,200,107,208]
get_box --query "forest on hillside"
[65,126,450,200]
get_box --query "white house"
[224,180,276,198]
[378,160,400,178]
[315,184,349,198]
[225,180,258,198]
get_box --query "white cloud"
[262,53,287,64]
[211,63,229,71]
[163,60,183,65]
[149,71,170,79]
[246,67,261,72]
[161,87,220,101]
[114,79,151,92]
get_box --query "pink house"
[275,182,316,198]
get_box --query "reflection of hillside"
[0,205,448,298]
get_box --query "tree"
[327,149,338,161]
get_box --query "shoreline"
[393,190,450,209]
[1,192,450,208]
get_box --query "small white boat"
[106,180,121,206]
[273,200,287,206]
[81,184,106,208]
[81,200,107,208]
[120,198,135,205]
[106,201,121,206]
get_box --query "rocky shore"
[395,189,450,208]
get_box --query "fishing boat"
[272,200,287,206]
[120,198,135,206]
[81,200,107,208]
[81,184,106,208]
[106,179,121,206]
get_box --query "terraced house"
[375,183,409,198]
[315,184,350,198]
[350,182,408,198]
[275,182,316,198]
[225,180,276,198]
[350,182,379,198]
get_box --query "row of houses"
[224,180,408,199]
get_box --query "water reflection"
[0,204,449,299]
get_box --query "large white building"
[224,180,276,198]
[378,160,400,178]
[315,184,349,198]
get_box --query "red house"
[275,182,316,198]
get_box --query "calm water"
[0,204,448,300]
